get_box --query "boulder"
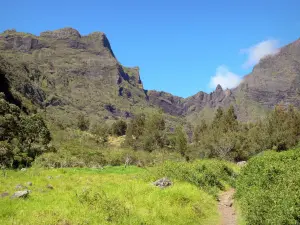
[153,177,172,188]
[11,190,29,199]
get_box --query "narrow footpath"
[218,188,237,225]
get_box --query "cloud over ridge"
[241,39,280,68]
[209,66,242,90]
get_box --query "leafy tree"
[91,123,110,145]
[111,120,127,136]
[175,126,188,157]
[77,114,90,131]
[0,93,53,168]
[143,112,166,151]
[193,120,207,145]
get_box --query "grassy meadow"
[0,165,224,225]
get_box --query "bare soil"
[218,188,237,225]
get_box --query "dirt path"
[218,188,237,225]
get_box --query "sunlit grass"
[0,166,219,225]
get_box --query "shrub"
[111,120,127,136]
[236,149,300,225]
[154,159,238,197]
[77,114,90,131]
[0,94,53,168]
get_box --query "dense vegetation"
[236,149,300,225]
[153,159,238,198]
[0,93,53,168]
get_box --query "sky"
[1,0,300,98]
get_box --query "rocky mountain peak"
[40,27,81,39]
[215,84,223,91]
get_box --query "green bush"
[236,149,300,225]
[111,120,127,136]
[154,159,238,197]
[0,94,53,168]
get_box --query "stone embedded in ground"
[153,177,172,188]
[237,161,247,167]
[47,176,53,179]
[1,192,9,198]
[11,190,29,199]
[26,182,33,186]
[20,168,27,171]
[46,184,54,189]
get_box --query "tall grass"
[151,159,239,198]
[0,166,219,225]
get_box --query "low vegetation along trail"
[218,188,237,225]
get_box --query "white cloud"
[209,66,242,90]
[241,39,280,68]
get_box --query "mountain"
[0,28,153,126]
[149,37,300,122]
[1,27,300,126]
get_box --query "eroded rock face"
[148,84,234,117]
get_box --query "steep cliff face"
[0,28,148,125]
[235,38,300,109]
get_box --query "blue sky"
[1,0,300,97]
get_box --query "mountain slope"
[0,28,152,126]
[1,27,300,125]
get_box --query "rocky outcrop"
[147,85,235,117]
[41,27,81,39]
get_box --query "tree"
[193,119,207,145]
[111,120,127,136]
[0,93,53,168]
[212,107,224,129]
[224,105,238,132]
[175,126,188,157]
[143,112,166,151]
[91,123,110,145]
[77,114,90,131]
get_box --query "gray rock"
[11,190,29,199]
[26,182,33,186]
[47,176,53,179]
[46,184,54,189]
[153,177,172,188]
[20,168,27,171]
[1,192,9,198]
[237,161,247,167]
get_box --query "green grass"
[236,149,300,225]
[151,159,239,198]
[0,166,219,225]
